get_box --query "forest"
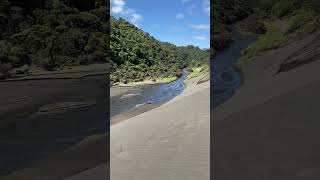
[0,0,209,83]
[110,17,209,83]
[0,0,108,76]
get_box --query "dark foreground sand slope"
[213,32,320,179]
[0,67,109,179]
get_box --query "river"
[110,72,187,117]
[211,28,257,109]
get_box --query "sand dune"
[110,74,210,180]
[213,32,320,179]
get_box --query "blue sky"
[110,0,210,49]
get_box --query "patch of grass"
[241,9,320,61]
[184,65,209,82]
[270,0,295,18]
[285,9,320,39]
[155,76,177,83]
[241,22,285,60]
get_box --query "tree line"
[110,17,209,83]
[0,0,209,82]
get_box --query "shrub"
[0,62,12,74]
[270,0,296,18]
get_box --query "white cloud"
[131,13,143,26]
[203,0,210,16]
[190,24,210,30]
[111,0,125,14]
[111,6,124,14]
[176,13,185,19]
[194,36,207,40]
[111,0,143,26]
[123,8,135,15]
[113,0,125,6]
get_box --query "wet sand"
[213,32,320,179]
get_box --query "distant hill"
[110,17,209,83]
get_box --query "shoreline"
[111,69,188,88]
[110,70,208,121]
[0,63,108,82]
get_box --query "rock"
[176,69,183,77]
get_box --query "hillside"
[240,0,320,62]
[110,17,209,83]
[0,0,109,78]
[0,0,209,82]
[211,0,320,56]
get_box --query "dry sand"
[2,134,109,180]
[213,32,320,179]
[1,72,209,180]
[110,73,210,180]
[65,73,210,180]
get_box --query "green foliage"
[0,62,12,75]
[285,9,320,37]
[0,0,10,14]
[241,22,285,60]
[110,17,209,83]
[0,0,109,71]
[270,0,296,18]
[185,65,209,81]
[241,9,319,61]
[1,0,208,81]
[211,0,251,52]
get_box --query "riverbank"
[213,28,320,179]
[111,71,208,125]
[0,63,107,82]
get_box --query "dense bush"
[0,0,109,71]
[110,17,209,83]
[1,0,208,82]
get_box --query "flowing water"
[211,29,256,109]
[110,72,187,117]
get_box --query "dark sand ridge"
[0,64,109,178]
[213,30,320,179]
